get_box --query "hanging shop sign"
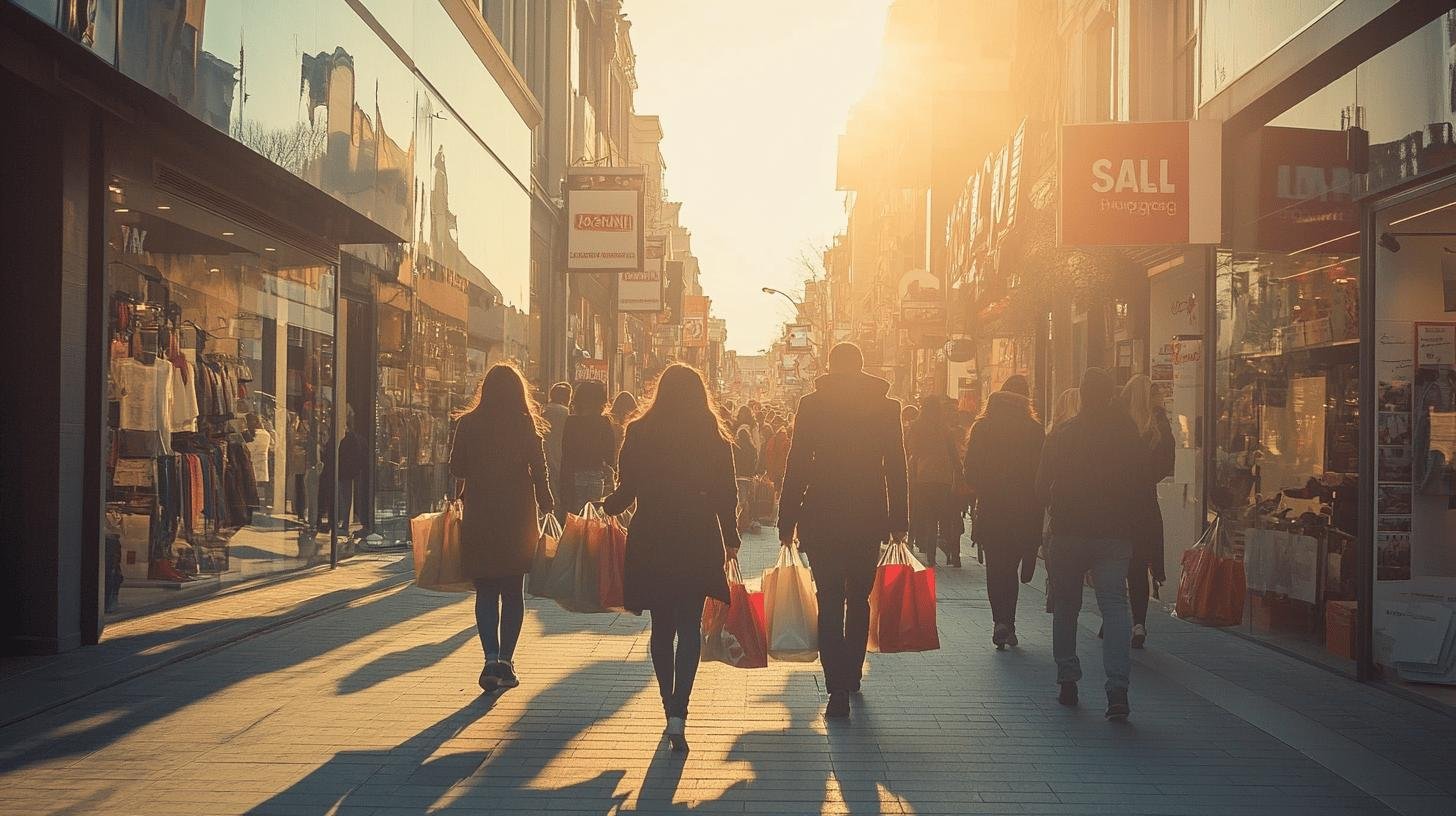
[574,358,609,384]
[1058,120,1221,246]
[1253,126,1357,253]
[787,323,813,351]
[708,318,727,344]
[566,167,644,272]
[618,234,666,312]
[682,295,710,348]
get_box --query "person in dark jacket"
[609,390,638,454]
[560,379,615,513]
[962,375,1045,648]
[778,342,909,719]
[1036,367,1145,721]
[448,364,554,693]
[335,419,368,535]
[907,395,963,567]
[602,364,740,752]
[1121,375,1176,648]
[734,425,759,533]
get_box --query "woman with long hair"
[448,364,554,692]
[602,364,741,751]
[1120,374,1175,648]
[962,375,1045,648]
[610,390,639,451]
[907,395,963,567]
[560,379,616,513]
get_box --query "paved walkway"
[1,529,1455,815]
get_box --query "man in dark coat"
[778,342,909,719]
[1035,367,1145,721]
[962,375,1044,649]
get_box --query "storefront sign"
[1255,127,1356,253]
[618,235,665,312]
[574,358,608,384]
[1058,120,1220,246]
[786,324,813,351]
[708,318,727,344]
[566,168,644,272]
[682,296,709,348]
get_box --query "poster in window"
[1377,483,1412,515]
[1376,532,1412,581]
[1379,412,1412,446]
[1378,445,1413,482]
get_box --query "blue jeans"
[475,575,525,661]
[1048,535,1132,693]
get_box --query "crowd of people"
[444,342,1175,751]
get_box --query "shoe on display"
[1058,682,1079,707]
[1105,688,1131,722]
[1131,624,1147,649]
[825,692,850,719]
[496,660,520,689]
[479,660,500,693]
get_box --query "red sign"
[574,358,608,384]
[1059,120,1220,246]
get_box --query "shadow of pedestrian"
[335,626,478,694]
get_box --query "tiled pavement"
[1,529,1455,815]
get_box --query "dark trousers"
[650,598,705,718]
[983,545,1023,625]
[911,482,961,564]
[475,575,525,661]
[810,543,879,694]
[1128,561,1150,626]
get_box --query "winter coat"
[961,391,1044,556]
[762,429,791,484]
[778,371,909,553]
[907,419,960,486]
[733,430,758,478]
[1130,406,1175,580]
[603,419,739,611]
[1035,404,1146,541]
[448,413,554,579]
[561,413,616,477]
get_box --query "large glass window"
[1371,185,1456,701]
[1211,249,1361,669]
[103,175,336,617]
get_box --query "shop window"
[1211,249,1360,669]
[103,175,336,617]
[1371,185,1456,699]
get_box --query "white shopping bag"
[762,542,819,662]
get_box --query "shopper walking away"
[1043,387,1082,614]
[448,364,555,693]
[762,417,791,489]
[560,379,615,512]
[907,395,963,567]
[1120,375,1175,649]
[1036,367,1145,720]
[734,425,759,533]
[962,375,1044,647]
[778,342,909,719]
[601,364,741,752]
[542,382,571,520]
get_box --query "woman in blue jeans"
[448,364,555,693]
[602,364,740,752]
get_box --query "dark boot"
[1105,688,1130,721]
[1058,682,1079,706]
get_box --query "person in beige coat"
[448,364,554,693]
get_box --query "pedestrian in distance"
[542,382,572,520]
[733,424,759,533]
[1043,386,1082,615]
[600,364,741,752]
[1036,367,1145,721]
[447,364,555,693]
[962,375,1045,648]
[778,342,909,720]
[1120,374,1175,649]
[610,390,638,452]
[560,379,616,513]
[907,394,964,568]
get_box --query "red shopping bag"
[868,540,940,653]
[597,516,628,612]
[1175,516,1245,627]
[702,561,769,669]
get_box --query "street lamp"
[761,286,798,309]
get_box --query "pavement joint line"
[0,569,417,731]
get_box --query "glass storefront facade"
[1208,11,1456,684]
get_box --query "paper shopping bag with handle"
[596,516,629,612]
[702,560,769,669]
[1175,515,1245,627]
[412,501,472,592]
[868,539,940,652]
[526,514,563,598]
[763,542,819,661]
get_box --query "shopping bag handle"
[580,502,605,521]
[878,538,925,570]
[725,558,743,585]
[774,541,807,570]
[540,513,563,538]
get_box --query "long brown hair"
[632,363,732,445]
[454,363,548,437]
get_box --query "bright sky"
[628,0,891,354]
